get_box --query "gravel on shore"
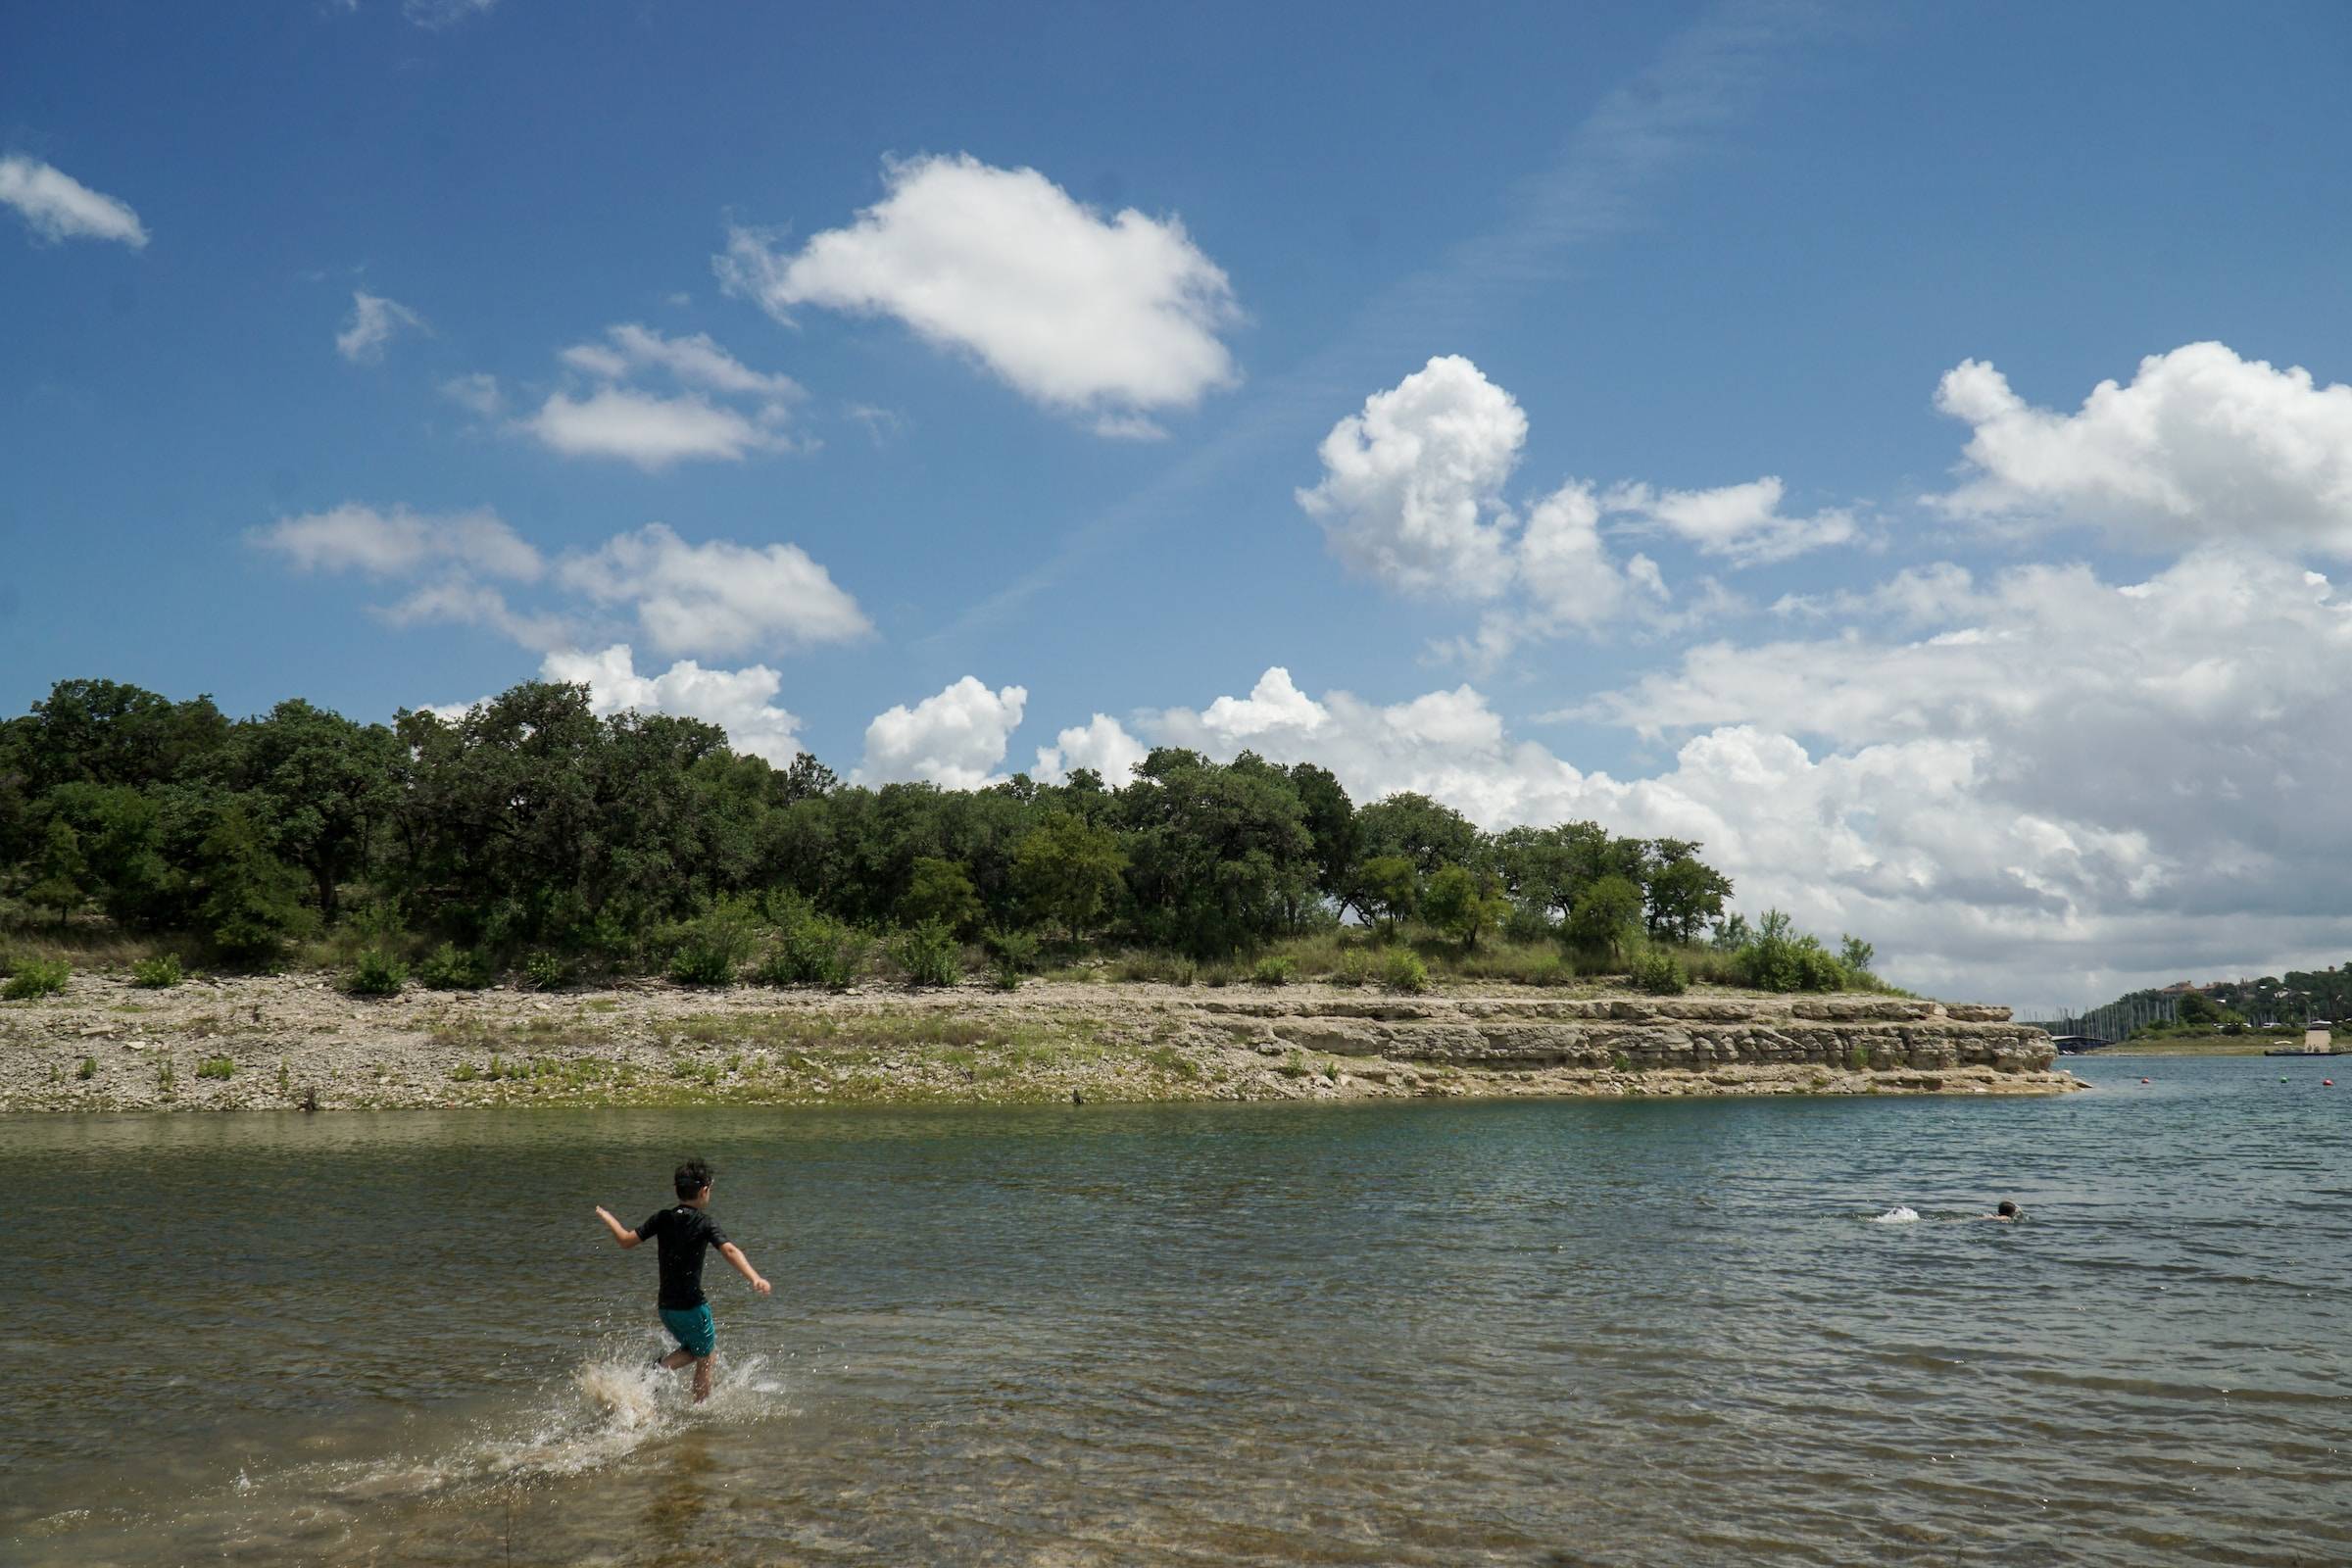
[0,972,2081,1113]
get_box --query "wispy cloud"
[336,290,429,364]
[0,154,148,248]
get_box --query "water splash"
[1871,1205,1923,1224]
[473,1346,782,1480]
[311,1340,787,1503]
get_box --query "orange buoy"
[2325,1079,2335,1087]
[2140,1077,2151,1084]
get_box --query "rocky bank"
[0,972,2077,1112]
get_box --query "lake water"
[3,1055,2347,1566]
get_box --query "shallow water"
[3,1056,2347,1565]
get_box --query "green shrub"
[1251,955,1298,986]
[129,955,183,989]
[667,942,737,988]
[417,943,493,991]
[758,906,865,989]
[1200,963,1238,988]
[1380,951,1430,995]
[1632,951,1689,996]
[663,898,762,988]
[981,927,1041,975]
[979,926,1041,989]
[887,922,962,988]
[195,1055,235,1080]
[1802,945,1851,992]
[75,1055,97,1081]
[343,949,408,997]
[523,951,573,992]
[1611,1051,1632,1072]
[1737,910,1851,994]
[3,958,71,1001]
[1333,950,1378,987]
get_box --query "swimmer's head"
[1996,1200,2019,1219]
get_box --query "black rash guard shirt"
[639,1204,730,1308]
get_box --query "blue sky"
[8,0,2352,1004]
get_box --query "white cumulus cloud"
[539,643,805,765]
[251,503,541,580]
[557,522,870,660]
[377,579,573,652]
[0,155,147,248]
[859,676,1029,789]
[1032,713,1149,785]
[1302,357,1862,634]
[1297,354,1525,600]
[254,507,864,667]
[558,322,802,401]
[718,154,1239,430]
[516,323,800,468]
[1569,546,2352,1001]
[1932,341,2352,555]
[1604,475,1857,565]
[520,388,791,469]
[336,290,429,364]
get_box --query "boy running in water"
[594,1157,769,1402]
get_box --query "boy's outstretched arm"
[594,1206,641,1249]
[719,1242,771,1296]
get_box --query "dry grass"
[0,918,177,971]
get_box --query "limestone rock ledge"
[1193,994,2056,1075]
[0,974,2071,1112]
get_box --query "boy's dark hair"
[675,1157,714,1200]
[1997,1200,2019,1218]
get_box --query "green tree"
[1117,748,1316,955]
[1284,761,1357,904]
[1352,855,1420,933]
[193,801,309,964]
[24,816,89,924]
[38,783,171,925]
[1423,864,1510,951]
[1012,812,1129,940]
[1566,873,1644,960]
[1354,792,1482,875]
[900,856,984,937]
[234,699,397,924]
[1644,849,1733,944]
[15,679,229,795]
[1493,820,1611,921]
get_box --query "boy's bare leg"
[660,1348,696,1371]
[692,1355,714,1403]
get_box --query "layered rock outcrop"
[1189,994,2055,1076]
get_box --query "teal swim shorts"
[659,1302,715,1358]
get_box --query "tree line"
[0,677,1755,978]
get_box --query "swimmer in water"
[1983,1200,2021,1222]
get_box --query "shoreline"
[0,973,2081,1113]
